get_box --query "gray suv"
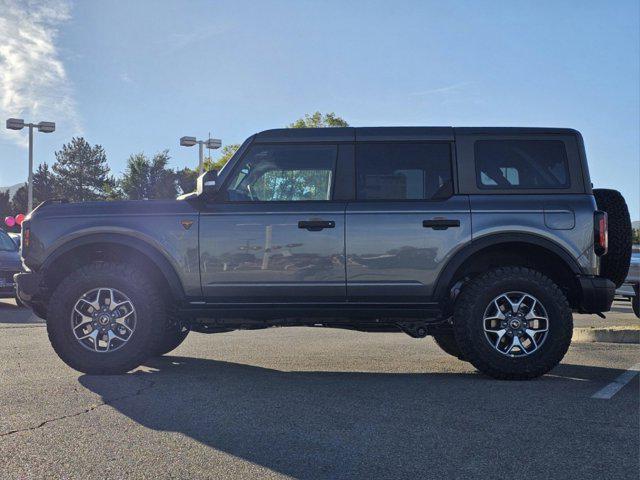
[15,127,632,379]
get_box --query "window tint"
[225,144,336,201]
[356,143,452,200]
[475,140,570,189]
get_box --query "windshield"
[0,231,18,252]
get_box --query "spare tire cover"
[593,189,632,288]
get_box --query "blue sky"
[0,0,638,218]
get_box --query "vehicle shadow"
[79,356,639,479]
[0,300,44,324]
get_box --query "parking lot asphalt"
[1,299,638,480]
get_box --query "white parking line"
[591,363,640,399]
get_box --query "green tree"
[103,175,124,200]
[10,184,28,215]
[204,144,240,172]
[175,167,199,195]
[0,190,11,219]
[53,137,111,202]
[120,150,177,200]
[33,163,57,205]
[288,111,349,128]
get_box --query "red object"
[4,216,15,227]
[15,214,25,226]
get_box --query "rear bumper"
[577,275,615,313]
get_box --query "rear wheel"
[453,267,573,380]
[47,263,165,374]
[432,333,467,361]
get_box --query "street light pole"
[180,136,222,175]
[28,124,34,213]
[5,118,55,214]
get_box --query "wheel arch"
[41,233,186,301]
[434,233,582,308]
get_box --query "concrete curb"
[573,327,640,344]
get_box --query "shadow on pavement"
[79,356,639,480]
[0,300,44,324]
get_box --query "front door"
[200,143,346,303]
[346,141,471,303]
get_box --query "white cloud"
[0,0,81,147]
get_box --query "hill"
[0,183,23,197]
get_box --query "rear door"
[199,142,347,303]
[346,133,471,303]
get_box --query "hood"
[0,250,22,271]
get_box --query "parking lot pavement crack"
[0,377,156,438]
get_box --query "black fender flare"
[433,232,583,302]
[41,232,186,300]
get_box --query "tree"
[53,137,111,202]
[175,167,199,195]
[288,111,349,128]
[204,144,240,172]
[0,190,10,219]
[103,175,124,200]
[33,163,57,205]
[120,150,177,200]
[10,184,28,215]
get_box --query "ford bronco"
[15,127,632,379]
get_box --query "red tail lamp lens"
[594,211,608,256]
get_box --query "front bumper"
[577,275,615,313]
[0,270,19,298]
[14,271,44,306]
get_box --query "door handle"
[298,220,335,231]
[422,219,460,230]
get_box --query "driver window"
[225,144,337,202]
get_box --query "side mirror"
[196,170,219,198]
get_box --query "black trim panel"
[40,233,186,299]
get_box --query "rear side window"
[356,143,453,200]
[475,140,570,189]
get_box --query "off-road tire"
[150,321,189,357]
[14,294,25,308]
[432,333,467,361]
[453,267,573,380]
[47,262,166,375]
[593,189,632,288]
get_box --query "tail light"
[594,211,608,256]
[22,225,30,250]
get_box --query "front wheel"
[47,263,166,375]
[150,322,189,357]
[14,294,25,308]
[453,267,573,380]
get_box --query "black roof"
[254,126,579,143]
